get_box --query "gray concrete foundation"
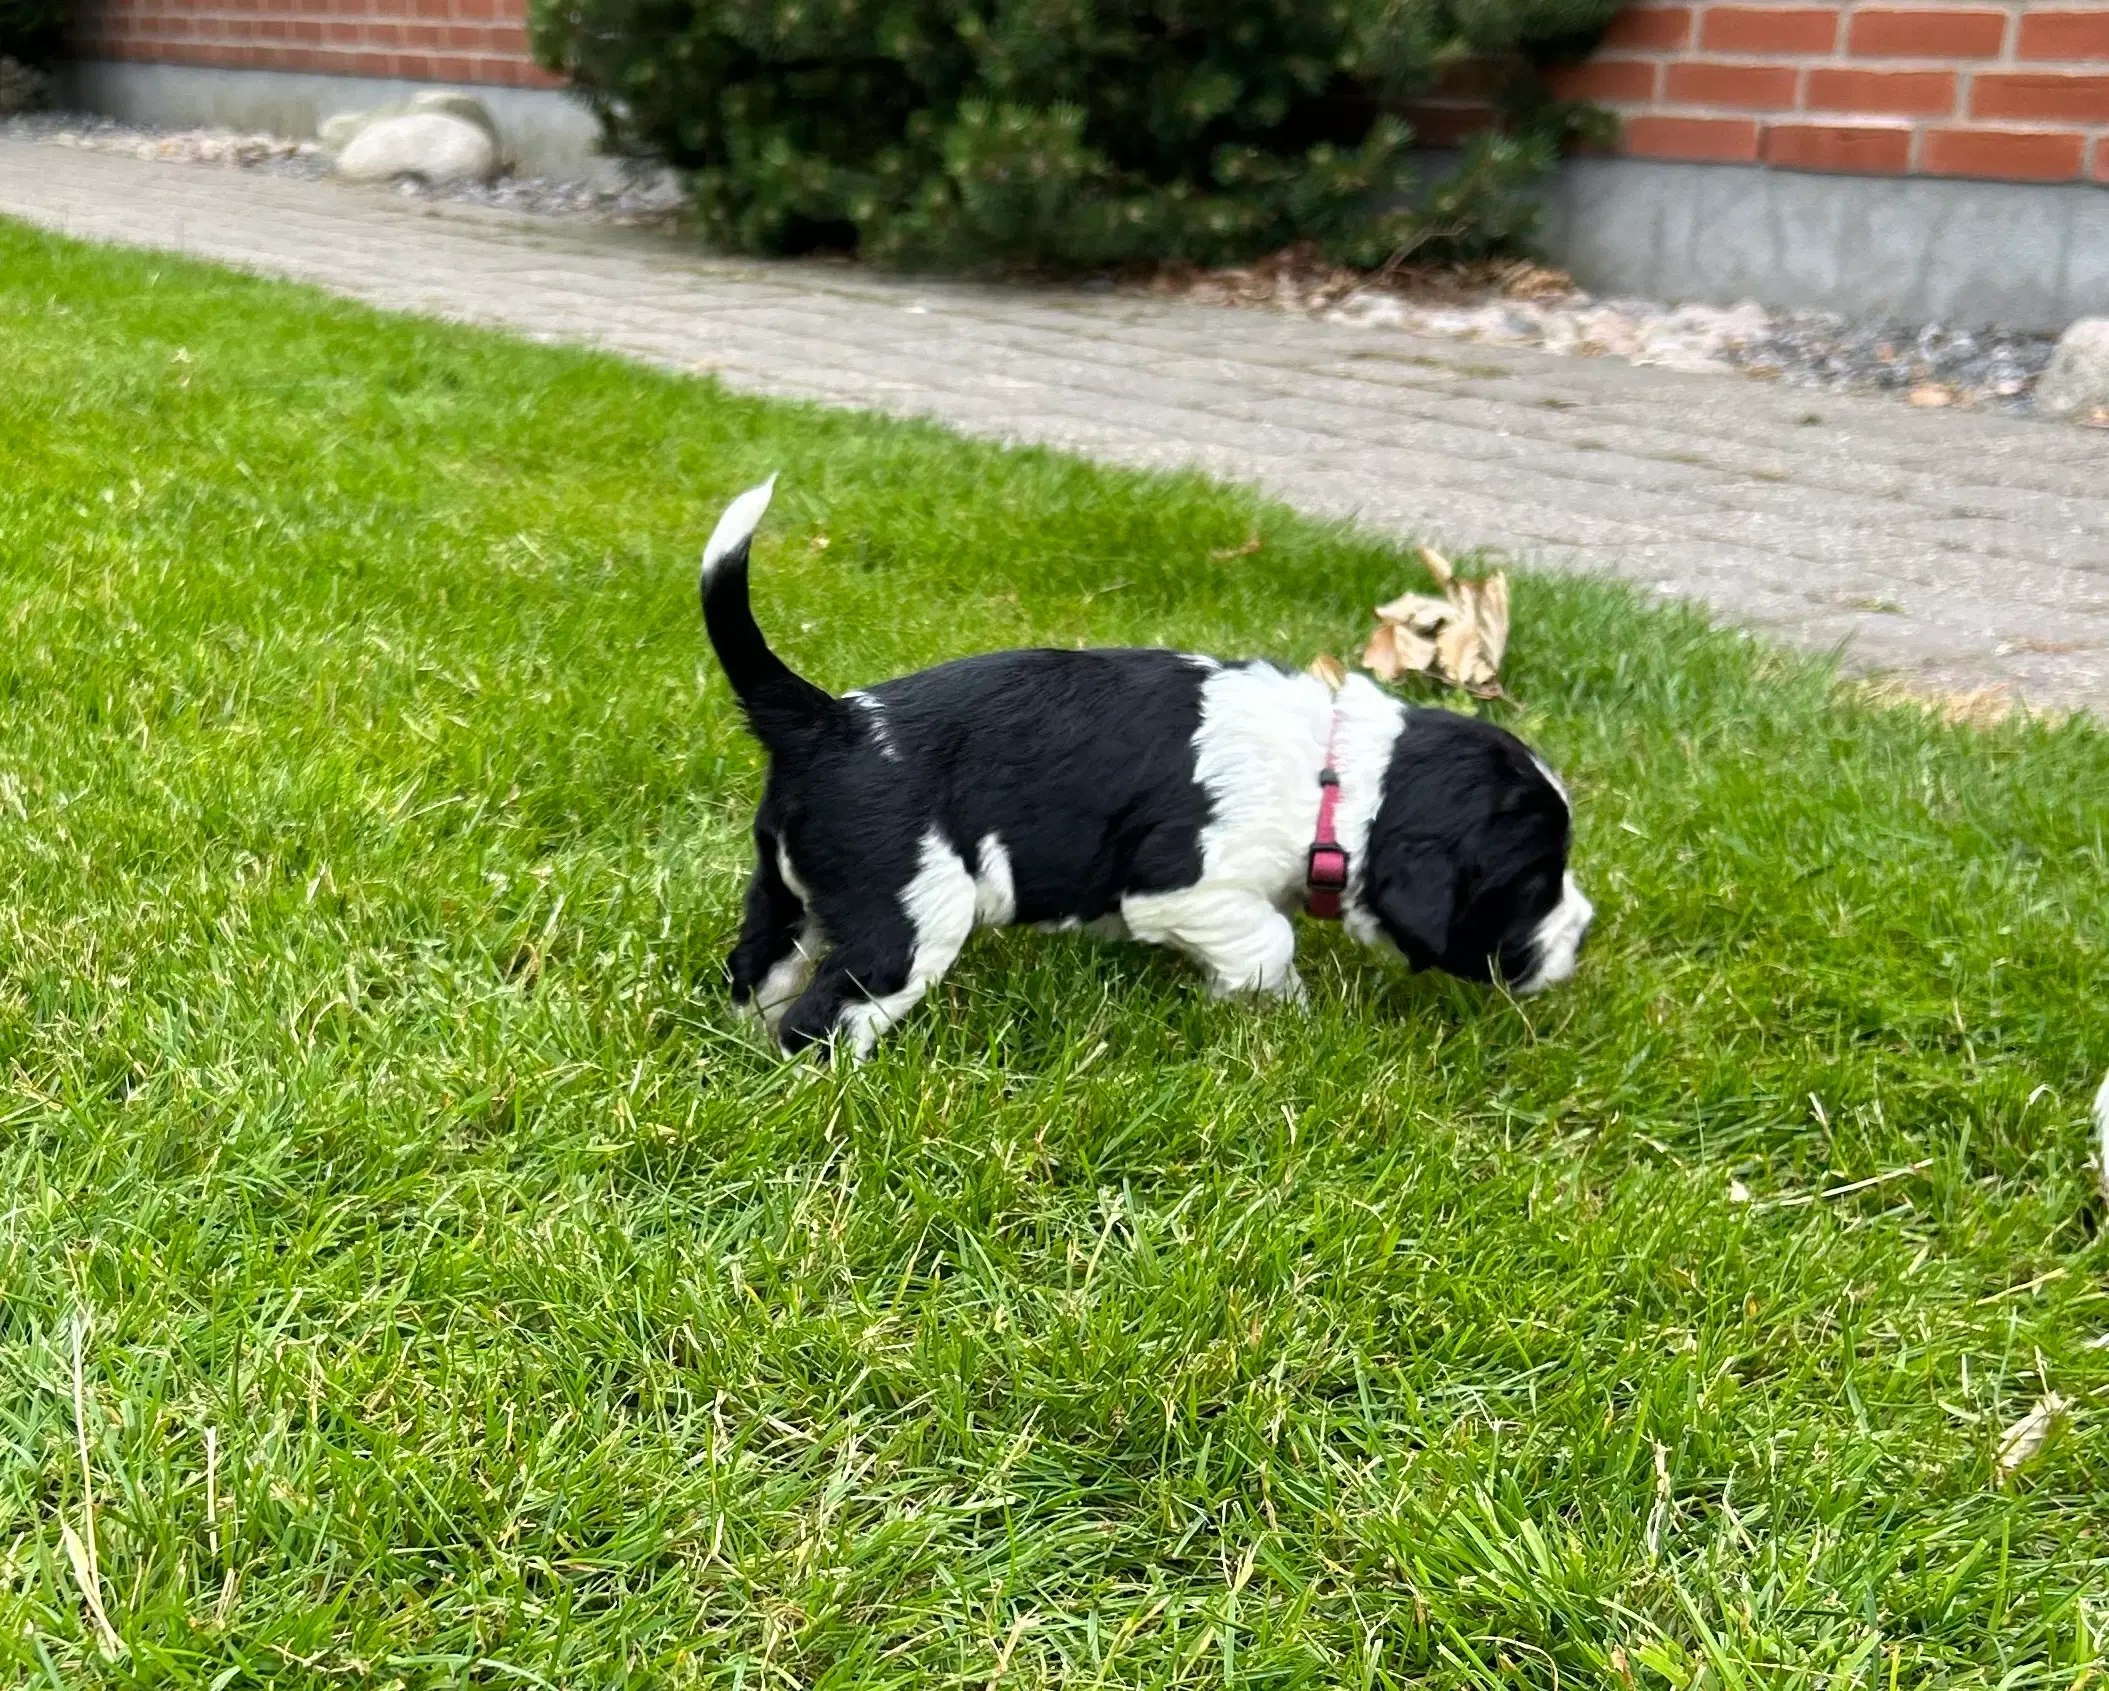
[1538,156,2109,330]
[61,59,618,181]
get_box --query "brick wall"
[72,0,558,89]
[66,0,2109,184]
[1550,2,2109,183]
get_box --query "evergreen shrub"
[531,0,1622,268]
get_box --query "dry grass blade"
[1994,1395,2066,1482]
[2093,1071,2109,1205]
[205,1426,221,1560]
[985,1610,1039,1688]
[68,1314,124,1657]
[1643,1441,1673,1559]
[60,1521,124,1659]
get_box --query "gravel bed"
[1,111,686,225]
[2,111,2067,417]
[1145,250,2062,418]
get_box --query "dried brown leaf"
[1474,570,1511,674]
[1307,652,1348,689]
[1360,622,1402,682]
[1994,1394,2066,1481]
[1364,554,1510,694]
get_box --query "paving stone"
[3,138,2106,714]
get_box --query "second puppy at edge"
[704,477,1595,1058]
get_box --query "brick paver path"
[6,140,2108,712]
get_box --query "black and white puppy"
[704,478,1594,1058]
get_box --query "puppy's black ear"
[1366,847,1462,973]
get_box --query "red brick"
[1699,6,1838,53]
[1805,67,1957,115]
[1621,113,1763,159]
[1664,61,1800,107]
[2018,10,2109,62]
[2098,138,2109,183]
[1971,73,2109,124]
[1920,127,2086,180]
[1762,120,1913,172]
[1602,5,1691,49]
[1548,59,1659,101]
[1847,8,2007,58]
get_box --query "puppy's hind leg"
[728,839,819,1036]
[777,831,977,1060]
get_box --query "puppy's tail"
[701,475,837,748]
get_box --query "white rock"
[2035,318,2109,418]
[336,111,498,186]
[318,111,367,151]
[323,91,499,156]
[405,89,500,144]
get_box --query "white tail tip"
[702,474,778,577]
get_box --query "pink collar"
[1305,708,1349,919]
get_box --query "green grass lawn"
[0,218,2105,1689]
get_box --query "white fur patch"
[1514,873,1594,995]
[749,918,825,1036]
[701,475,777,577]
[847,691,900,762]
[1117,663,1401,1000]
[776,842,810,903]
[971,833,1016,926]
[835,828,977,1058]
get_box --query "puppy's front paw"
[1207,967,1306,1003]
